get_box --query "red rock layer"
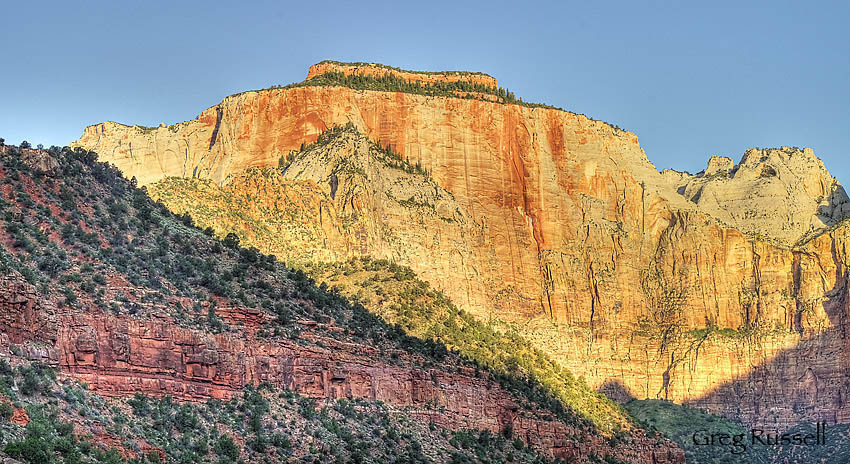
[0,275,682,463]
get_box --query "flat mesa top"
[307,61,498,88]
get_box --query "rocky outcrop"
[663,147,850,244]
[8,404,29,426]
[0,145,60,175]
[0,274,681,463]
[72,63,850,429]
[704,155,733,176]
[306,61,498,88]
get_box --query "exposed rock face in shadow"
[689,224,850,428]
[689,325,850,428]
[597,380,636,404]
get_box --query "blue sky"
[2,1,848,183]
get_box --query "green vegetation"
[627,399,850,463]
[626,399,763,464]
[0,362,128,463]
[132,125,160,133]
[292,70,563,111]
[684,323,786,342]
[767,422,850,463]
[279,122,432,177]
[0,360,555,464]
[704,169,730,180]
[307,257,633,435]
[5,407,124,464]
[314,60,493,77]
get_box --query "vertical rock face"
[72,63,850,428]
[704,156,734,176]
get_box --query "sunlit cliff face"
[73,63,850,428]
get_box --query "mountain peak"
[664,146,850,244]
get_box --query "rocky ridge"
[3,274,670,462]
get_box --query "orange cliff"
[72,65,850,428]
[71,84,658,327]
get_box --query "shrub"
[214,435,240,460]
[62,285,77,306]
[17,363,55,396]
[271,432,292,449]
[223,232,240,249]
[0,359,12,376]
[206,307,224,332]
[0,402,14,420]
[128,393,152,416]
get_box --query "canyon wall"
[72,69,850,428]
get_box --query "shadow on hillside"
[596,235,850,430]
[815,184,850,227]
[685,238,850,428]
[208,107,223,151]
[598,379,636,404]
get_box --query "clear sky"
[2,1,848,183]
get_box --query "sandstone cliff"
[72,63,850,430]
[3,274,641,461]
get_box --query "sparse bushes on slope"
[291,70,560,110]
[279,122,432,177]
